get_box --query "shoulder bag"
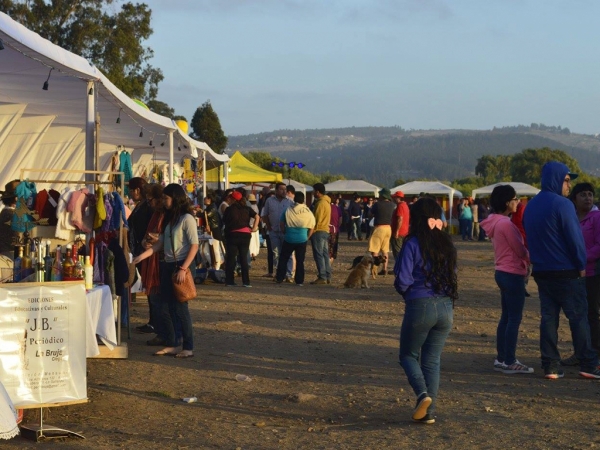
[170,222,196,302]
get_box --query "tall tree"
[0,0,164,102]
[190,101,228,154]
[510,148,580,185]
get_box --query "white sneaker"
[493,359,506,372]
[502,360,534,374]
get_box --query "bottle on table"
[44,240,53,282]
[22,241,33,280]
[62,245,74,279]
[51,245,63,281]
[84,256,93,289]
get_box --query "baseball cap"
[392,191,404,198]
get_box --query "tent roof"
[205,151,282,183]
[391,181,463,198]
[324,180,380,196]
[472,182,540,198]
[0,12,227,185]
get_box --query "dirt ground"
[4,237,600,449]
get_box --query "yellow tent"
[205,151,282,183]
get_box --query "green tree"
[0,0,163,101]
[475,154,512,184]
[190,101,228,154]
[510,148,581,185]
[146,100,175,118]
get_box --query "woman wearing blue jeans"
[394,197,457,424]
[480,185,533,374]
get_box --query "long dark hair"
[161,183,193,232]
[404,197,458,300]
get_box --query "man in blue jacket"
[524,161,600,379]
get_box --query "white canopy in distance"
[472,182,540,198]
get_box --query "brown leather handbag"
[170,228,196,302]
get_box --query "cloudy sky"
[142,0,600,136]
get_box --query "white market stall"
[0,11,229,195]
[391,181,463,222]
[324,180,380,197]
[472,182,540,198]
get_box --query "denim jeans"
[459,219,472,240]
[399,297,453,414]
[535,276,598,370]
[161,261,194,351]
[311,231,331,280]
[276,240,307,284]
[269,232,293,278]
[495,271,526,365]
[586,274,600,353]
[350,217,362,240]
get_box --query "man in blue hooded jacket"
[524,161,600,379]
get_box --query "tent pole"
[85,81,95,185]
[168,130,174,183]
[225,161,229,189]
[202,150,207,199]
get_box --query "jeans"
[399,297,453,414]
[535,276,598,370]
[269,232,293,278]
[495,271,526,365]
[586,274,600,353]
[276,240,307,284]
[311,231,332,280]
[266,232,274,274]
[459,219,472,240]
[350,217,362,240]
[225,232,251,285]
[161,261,194,351]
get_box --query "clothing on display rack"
[119,150,133,196]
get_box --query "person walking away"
[391,191,410,260]
[395,197,457,424]
[523,162,600,379]
[480,185,533,374]
[310,183,332,284]
[560,183,600,365]
[202,194,224,270]
[368,188,395,275]
[133,184,198,358]
[223,191,259,287]
[261,183,294,281]
[458,197,473,241]
[348,195,363,240]
[275,192,315,285]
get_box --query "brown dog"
[344,255,372,288]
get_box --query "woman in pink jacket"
[480,185,533,374]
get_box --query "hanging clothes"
[109,192,128,232]
[55,187,76,240]
[119,151,133,196]
[34,188,60,226]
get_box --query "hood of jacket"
[541,161,570,194]
[479,213,507,239]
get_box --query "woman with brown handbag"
[133,184,199,358]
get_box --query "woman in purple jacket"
[561,183,600,366]
[394,197,457,424]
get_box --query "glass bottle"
[84,256,93,289]
[74,255,83,280]
[51,245,63,281]
[44,241,53,282]
[22,241,33,280]
[62,245,74,279]
[13,246,23,282]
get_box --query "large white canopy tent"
[472,182,540,198]
[391,181,463,220]
[324,180,380,197]
[0,12,228,195]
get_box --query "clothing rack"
[19,168,128,352]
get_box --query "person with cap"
[223,191,259,287]
[391,190,410,260]
[0,180,20,258]
[368,188,396,275]
[523,161,600,379]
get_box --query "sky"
[140,0,600,137]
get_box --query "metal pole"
[85,81,95,185]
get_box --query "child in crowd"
[394,197,457,424]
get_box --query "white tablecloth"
[86,285,117,357]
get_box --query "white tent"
[0,12,228,193]
[324,180,380,197]
[472,182,540,198]
[391,181,463,220]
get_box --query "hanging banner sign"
[0,282,87,408]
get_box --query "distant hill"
[227,125,600,185]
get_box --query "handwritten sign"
[0,282,87,408]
